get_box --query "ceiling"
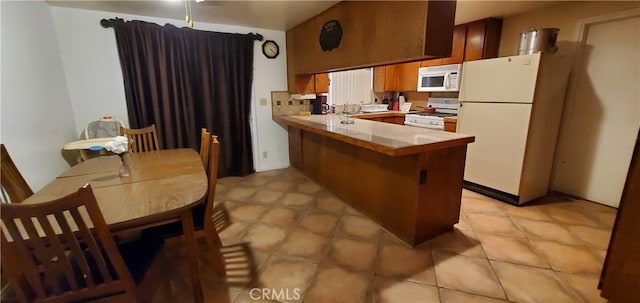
[47,0,563,31]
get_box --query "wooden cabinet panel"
[396,62,420,92]
[373,66,387,92]
[421,24,467,67]
[384,66,398,91]
[464,18,502,62]
[420,58,442,67]
[289,1,456,74]
[314,73,330,93]
[292,75,316,94]
[358,115,405,125]
[600,131,640,302]
[464,20,486,61]
[288,127,303,169]
[287,28,329,94]
[441,25,467,65]
[372,18,501,94]
[374,65,399,92]
[444,121,457,132]
[388,116,406,125]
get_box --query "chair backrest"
[203,135,220,245]
[0,185,137,303]
[119,124,160,153]
[1,144,33,203]
[199,128,211,175]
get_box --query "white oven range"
[404,98,458,130]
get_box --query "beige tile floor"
[157,168,616,303]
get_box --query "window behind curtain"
[328,68,373,105]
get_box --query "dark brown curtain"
[108,20,255,176]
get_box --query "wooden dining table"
[22,148,209,302]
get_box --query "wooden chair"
[200,128,211,176]
[0,185,166,303]
[119,124,160,153]
[1,144,33,203]
[143,133,225,276]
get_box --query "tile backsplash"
[271,91,311,116]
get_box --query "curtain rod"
[100,18,264,41]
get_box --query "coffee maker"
[312,95,328,114]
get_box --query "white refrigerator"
[457,53,570,205]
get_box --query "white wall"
[51,6,290,172]
[1,0,78,191]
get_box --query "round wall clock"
[262,40,279,59]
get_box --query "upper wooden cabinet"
[374,18,502,92]
[373,66,398,93]
[291,75,315,94]
[374,62,420,92]
[421,24,467,67]
[421,18,502,67]
[287,27,330,94]
[289,74,329,94]
[463,18,502,61]
[395,62,421,92]
[287,1,456,75]
[314,73,330,94]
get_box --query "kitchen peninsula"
[274,114,475,246]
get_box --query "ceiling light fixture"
[184,0,203,27]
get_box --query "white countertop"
[274,114,475,156]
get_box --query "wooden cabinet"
[384,116,406,125]
[421,25,467,67]
[421,18,502,67]
[314,73,330,93]
[356,114,405,125]
[289,74,330,94]
[287,27,330,94]
[374,18,502,93]
[287,1,456,75]
[373,63,419,92]
[373,66,387,92]
[464,18,502,62]
[444,118,457,132]
[291,75,315,94]
[600,131,640,302]
[395,62,421,92]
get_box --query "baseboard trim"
[463,181,521,206]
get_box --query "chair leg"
[205,226,223,249]
[204,225,226,277]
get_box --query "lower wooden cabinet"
[444,118,457,132]
[356,114,405,125]
[599,130,640,302]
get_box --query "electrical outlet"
[262,151,268,158]
[259,98,267,106]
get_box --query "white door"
[459,53,540,103]
[552,14,640,207]
[458,102,532,195]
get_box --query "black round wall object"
[319,20,342,51]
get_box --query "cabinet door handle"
[419,169,427,184]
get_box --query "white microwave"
[417,64,462,92]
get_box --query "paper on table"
[401,102,412,112]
